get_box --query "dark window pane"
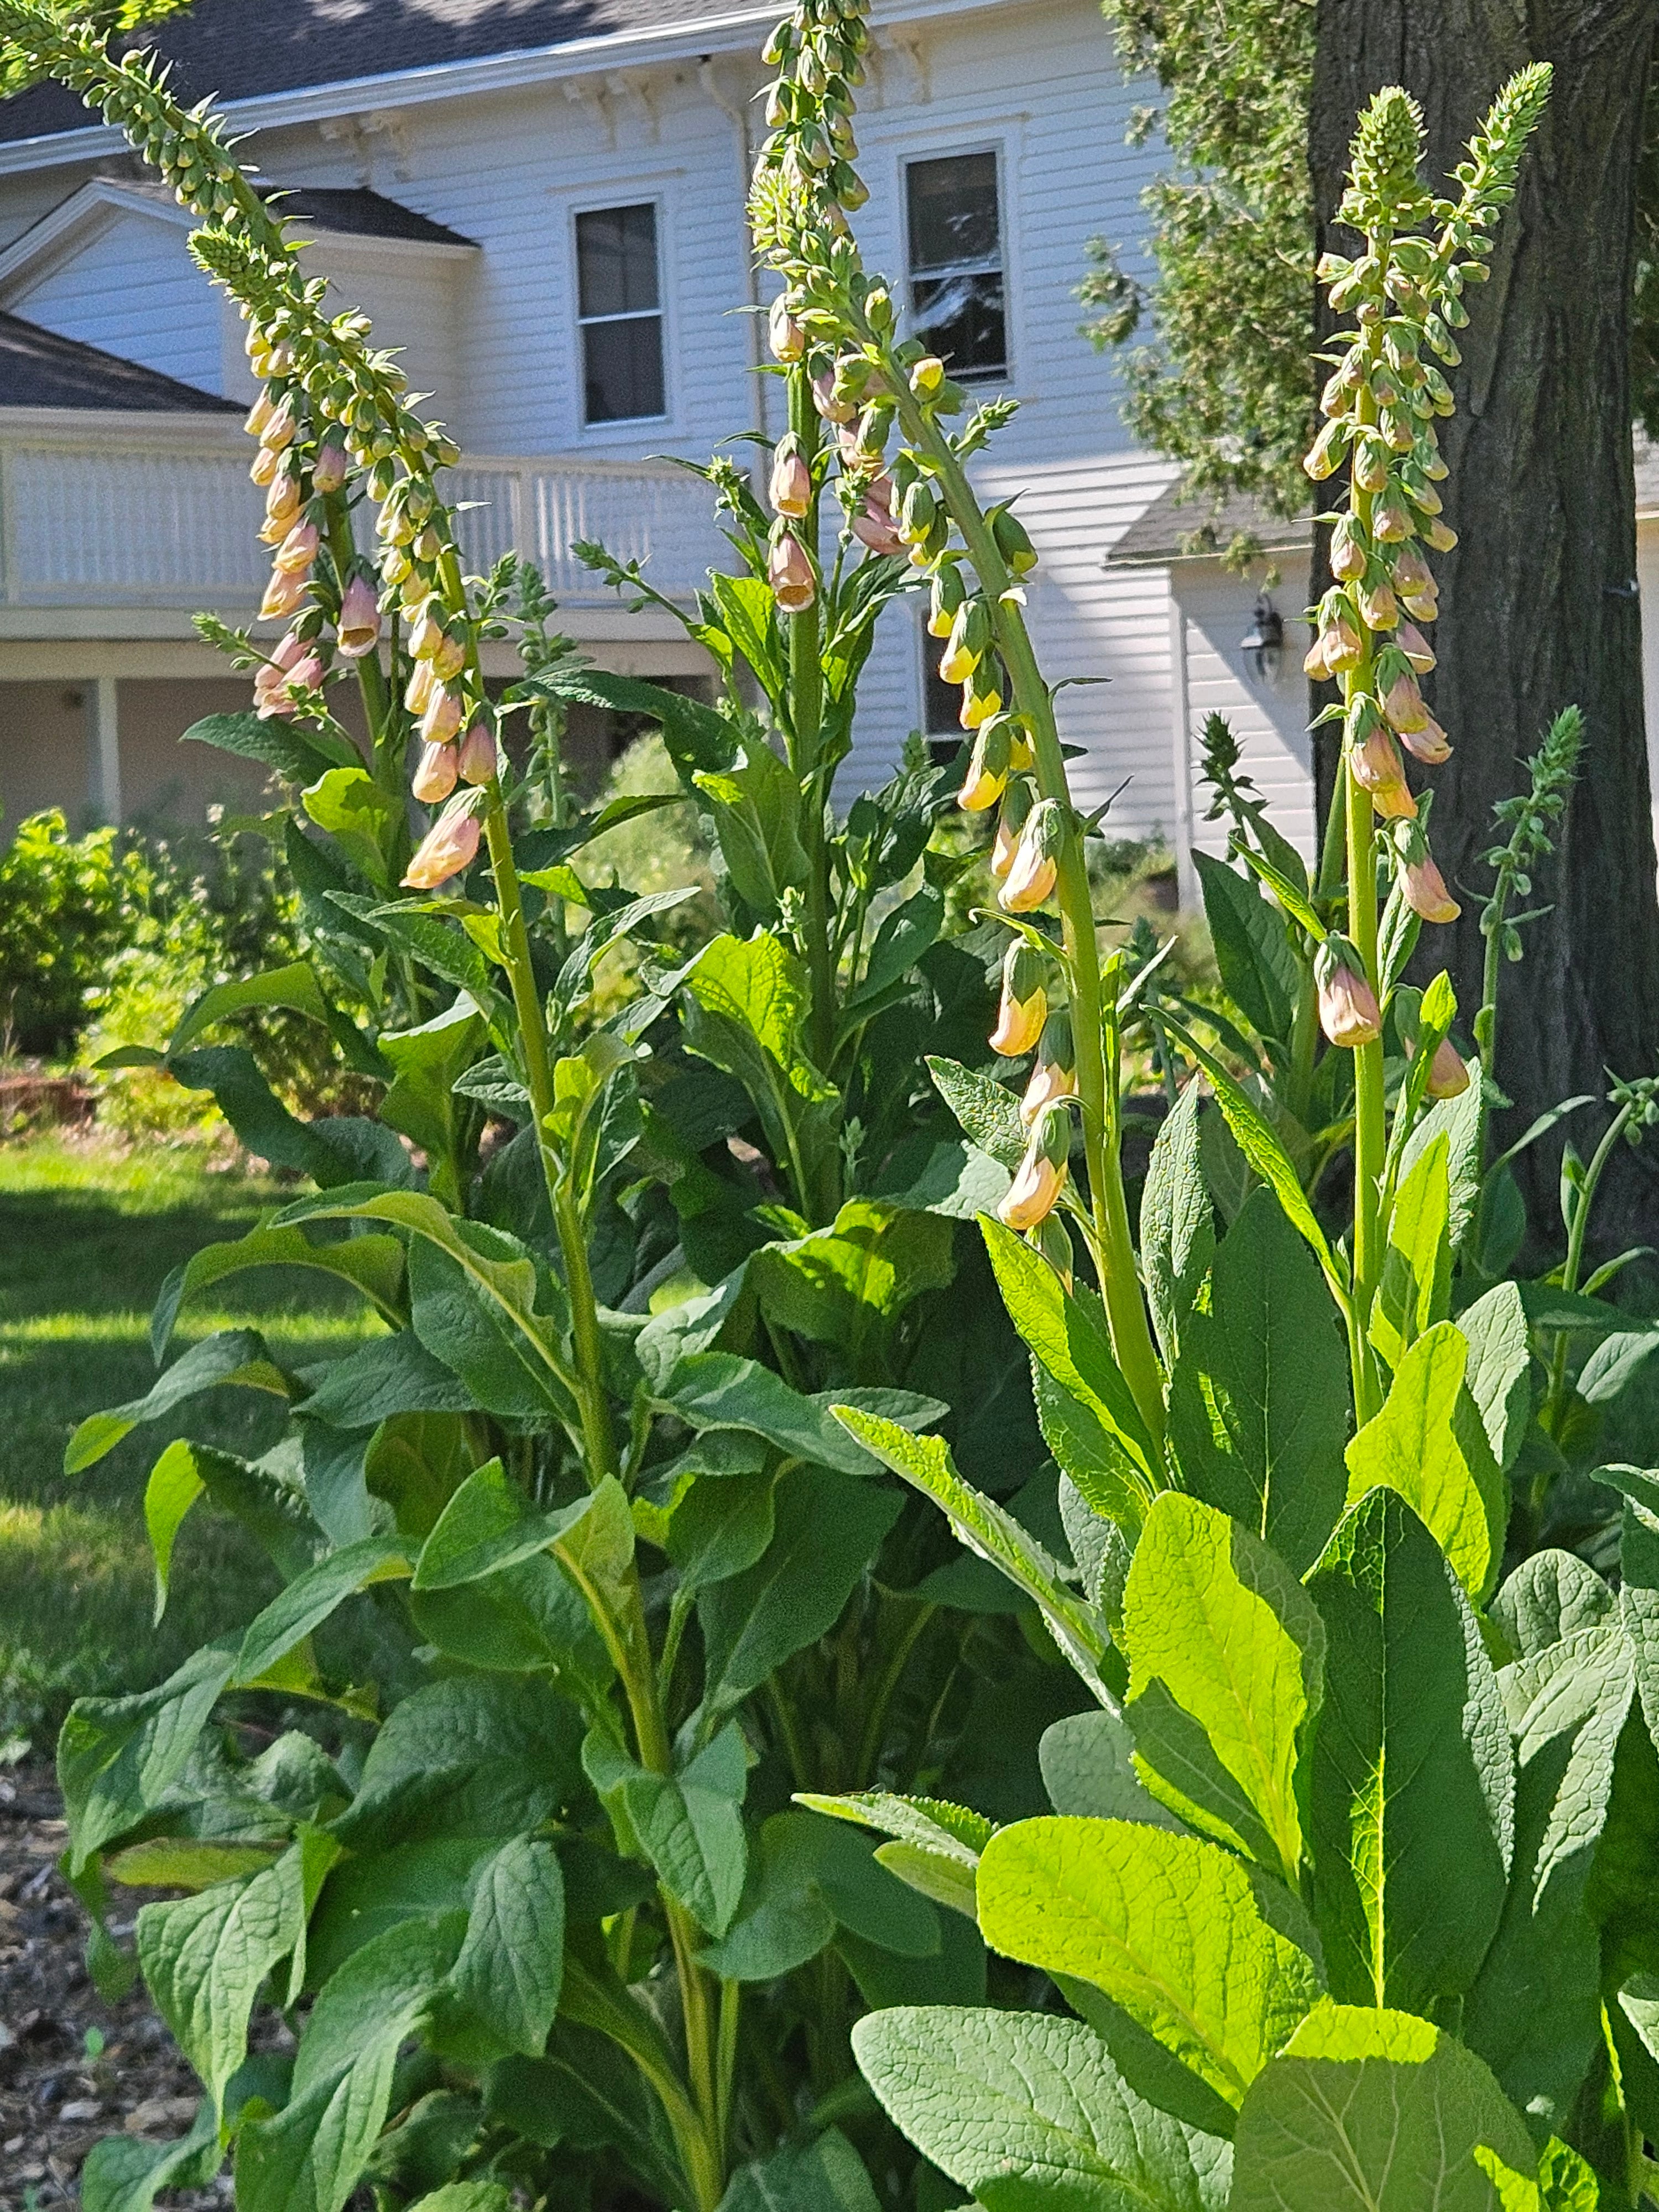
[577,204,660,319]
[906,152,1000,273]
[582,315,665,422]
[911,270,1006,381]
[922,641,962,740]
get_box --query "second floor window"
[576,202,665,424]
[905,150,1006,383]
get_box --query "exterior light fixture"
[1239,593,1284,681]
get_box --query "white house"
[0,0,1651,876]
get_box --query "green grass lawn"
[0,1133,380,1751]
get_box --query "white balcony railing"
[0,412,729,609]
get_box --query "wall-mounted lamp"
[1239,593,1284,682]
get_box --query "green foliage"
[0,811,137,1056]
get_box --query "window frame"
[569,191,671,433]
[900,139,1014,389]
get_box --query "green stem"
[905,407,1165,1442]
[853,1601,935,1783]
[1545,1098,1634,1429]
[786,370,839,1105]
[1345,758,1386,1425]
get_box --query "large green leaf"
[297,1332,476,1427]
[853,2006,1231,2212]
[1039,1712,1185,1831]
[698,1460,901,1713]
[980,1215,1161,1525]
[182,706,358,782]
[80,2104,220,2212]
[717,2128,880,2212]
[137,1828,339,2118]
[1459,1282,1533,1478]
[1370,1134,1452,1370]
[1166,1188,1349,1574]
[695,738,809,919]
[443,1836,564,2059]
[926,1055,1029,1171]
[792,1792,992,1923]
[657,1351,888,1479]
[1122,1493,1324,1886]
[410,1554,614,1704]
[1307,1489,1511,2013]
[1229,2001,1534,2211]
[151,1223,406,1363]
[680,932,839,1197]
[975,1817,1322,2110]
[1141,1081,1215,1368]
[749,1201,954,1360]
[1344,1323,1505,1602]
[1193,852,1297,1047]
[331,1677,587,1852]
[584,1724,749,1937]
[171,1047,412,1190]
[233,1536,411,1688]
[413,1458,583,1590]
[831,1409,1114,1704]
[59,1641,237,1871]
[66,1328,293,1474]
[377,998,486,1195]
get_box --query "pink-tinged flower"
[1381,671,1430,734]
[1425,1036,1471,1098]
[1330,515,1366,581]
[403,799,481,888]
[284,651,326,694]
[1372,779,1418,821]
[1303,632,1333,680]
[1321,611,1364,674]
[265,472,302,528]
[458,723,497,786]
[432,635,467,681]
[768,294,806,362]
[852,479,904,557]
[405,660,437,715]
[769,438,812,519]
[1398,716,1452,765]
[1350,719,1406,796]
[768,529,816,613]
[1399,847,1460,923]
[274,519,319,576]
[336,575,382,659]
[1355,576,1399,631]
[249,445,280,488]
[260,405,297,453]
[411,740,458,804]
[1401,588,1439,624]
[811,368,857,424]
[1397,620,1436,674]
[312,443,348,494]
[410,609,447,661]
[1317,956,1382,1048]
[1395,546,1435,600]
[420,685,465,745]
[260,565,307,620]
[244,392,274,439]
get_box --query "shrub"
[0,811,138,1057]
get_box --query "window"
[576,202,665,424]
[921,635,965,765]
[905,150,1006,383]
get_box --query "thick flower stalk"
[1303,66,1550,1413]
[751,0,1164,1437]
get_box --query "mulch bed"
[0,1766,234,2210]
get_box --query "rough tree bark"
[1312,0,1659,1243]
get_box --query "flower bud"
[928,561,967,639]
[1316,942,1381,1048]
[411,609,447,661]
[1330,514,1367,581]
[1303,418,1349,479]
[910,354,946,397]
[1398,844,1460,923]
[959,668,1003,729]
[1021,1005,1076,1123]
[411,739,458,804]
[1030,1209,1074,1288]
[312,443,348,494]
[1381,670,1429,733]
[940,593,991,685]
[249,444,280,488]
[420,684,465,746]
[991,941,1049,1056]
[1353,435,1391,493]
[336,576,382,659]
[770,434,813,519]
[851,478,904,557]
[1319,609,1364,675]
[991,507,1038,577]
[992,779,1033,880]
[403,796,482,889]
[432,634,467,681]
[768,293,807,362]
[260,404,297,453]
[274,518,319,576]
[259,564,306,620]
[1000,797,1062,912]
[1397,716,1452,765]
[1373,484,1413,542]
[1355,574,1399,632]
[1425,1036,1471,1099]
[957,716,1013,812]
[999,1101,1071,1231]
[811,367,857,424]
[264,472,302,529]
[1396,620,1436,674]
[457,722,497,786]
[244,391,274,439]
[768,525,816,613]
[898,478,939,546]
[1425,518,1458,553]
[1400,587,1439,624]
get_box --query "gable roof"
[0,0,739,145]
[1107,481,1310,566]
[0,309,241,411]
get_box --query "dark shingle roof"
[0,309,241,410]
[1,0,739,144]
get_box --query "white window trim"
[886,123,1024,395]
[565,188,675,441]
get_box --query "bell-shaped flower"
[1021,1006,1077,1124]
[1398,842,1460,922]
[770,436,813,519]
[851,478,904,557]
[1425,1036,1470,1098]
[336,575,382,659]
[404,660,437,715]
[312,444,348,494]
[420,684,465,747]
[1000,797,1062,913]
[1397,620,1436,674]
[403,795,482,888]
[1381,670,1430,734]
[274,519,319,576]
[998,1100,1071,1231]
[992,780,1032,881]
[411,739,458,804]
[990,941,1049,1057]
[259,564,306,620]
[1398,716,1452,765]
[1316,940,1382,1048]
[768,526,816,613]
[458,723,497,786]
[769,294,806,362]
[957,716,1013,813]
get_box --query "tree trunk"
[1311,0,1659,1248]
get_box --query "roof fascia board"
[0,175,194,292]
[289,225,477,262]
[0,0,1011,174]
[0,404,246,441]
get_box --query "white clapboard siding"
[9,207,223,394]
[1173,562,1318,880]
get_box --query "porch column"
[88,675,121,823]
